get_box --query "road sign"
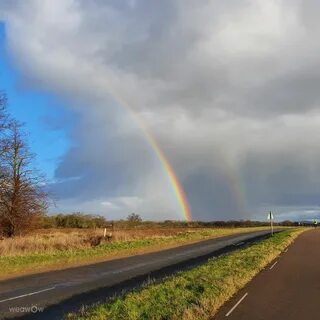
[268,211,274,236]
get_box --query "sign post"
[267,211,274,236]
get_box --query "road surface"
[0,230,274,319]
[214,228,318,320]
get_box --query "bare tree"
[0,92,10,232]
[0,92,8,132]
[0,121,48,237]
[0,92,9,156]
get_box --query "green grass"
[0,227,272,278]
[66,228,305,320]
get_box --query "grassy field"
[0,227,272,278]
[66,228,305,320]
[0,228,204,256]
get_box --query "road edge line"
[225,292,248,317]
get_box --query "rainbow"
[217,152,247,217]
[99,84,192,222]
[98,81,248,222]
[139,126,192,222]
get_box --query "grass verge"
[0,227,272,279]
[66,228,306,320]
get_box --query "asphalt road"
[214,228,318,320]
[0,230,274,319]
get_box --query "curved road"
[214,228,318,320]
[0,230,274,319]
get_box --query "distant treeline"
[42,213,108,229]
[41,213,300,229]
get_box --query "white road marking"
[111,263,147,274]
[225,292,248,317]
[269,261,278,270]
[0,286,56,304]
[174,252,190,257]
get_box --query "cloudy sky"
[1,0,320,221]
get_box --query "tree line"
[40,213,300,230]
[42,213,108,229]
[0,93,48,237]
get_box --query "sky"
[0,24,71,178]
[1,0,320,221]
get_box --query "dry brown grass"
[0,227,205,256]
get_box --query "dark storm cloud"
[184,168,242,221]
[51,119,158,201]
